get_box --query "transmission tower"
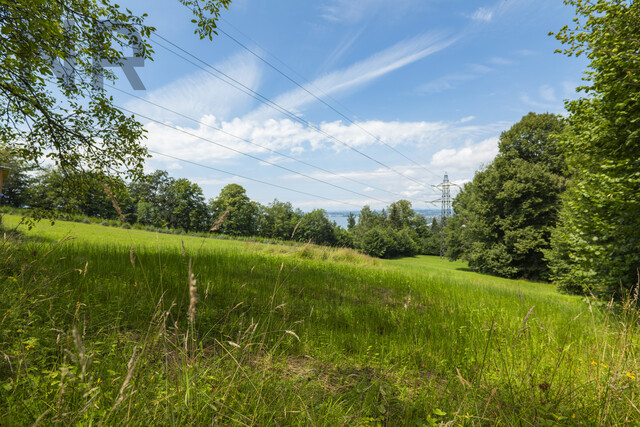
[428,172,459,258]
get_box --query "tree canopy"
[446,113,566,280]
[547,0,640,297]
[1,0,230,189]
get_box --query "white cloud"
[430,137,499,176]
[418,58,504,94]
[321,28,365,70]
[467,0,532,25]
[470,7,494,22]
[469,64,494,73]
[459,116,475,123]
[125,51,262,123]
[520,93,562,112]
[320,0,414,23]
[561,80,578,98]
[418,73,475,93]
[539,84,556,102]
[489,57,514,66]
[143,113,509,210]
[247,32,458,121]
[144,115,508,165]
[515,49,536,56]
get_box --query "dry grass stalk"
[101,183,126,223]
[285,330,300,341]
[110,347,138,413]
[290,220,301,239]
[210,207,231,231]
[181,240,186,258]
[72,327,90,381]
[456,367,471,388]
[188,260,198,326]
[519,305,535,333]
[129,246,135,269]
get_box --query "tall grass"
[0,214,638,425]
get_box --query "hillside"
[1,214,638,425]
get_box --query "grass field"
[1,213,639,425]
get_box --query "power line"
[148,150,365,209]
[217,24,443,180]
[117,105,396,205]
[219,17,356,115]
[151,33,431,189]
[111,85,398,198]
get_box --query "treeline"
[1,165,442,258]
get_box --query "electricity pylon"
[428,172,459,258]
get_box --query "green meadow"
[1,213,639,425]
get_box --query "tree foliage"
[351,201,435,258]
[209,184,259,236]
[259,199,301,240]
[446,113,566,280]
[1,1,152,180]
[294,209,337,246]
[1,0,230,196]
[548,0,640,297]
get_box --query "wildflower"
[626,372,636,380]
[25,344,34,350]
[590,361,597,366]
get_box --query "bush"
[334,227,354,248]
[360,227,395,258]
[393,228,419,257]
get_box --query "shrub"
[393,228,419,257]
[360,227,394,258]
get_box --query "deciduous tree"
[548,0,640,297]
[446,113,566,280]
[1,0,230,194]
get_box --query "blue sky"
[108,0,586,211]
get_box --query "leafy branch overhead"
[0,0,231,186]
[180,0,232,40]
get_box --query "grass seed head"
[210,207,231,232]
[188,260,198,326]
[101,183,126,223]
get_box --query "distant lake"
[327,213,350,229]
[326,209,441,230]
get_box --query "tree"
[1,0,230,196]
[165,178,209,232]
[446,113,566,280]
[346,212,356,230]
[295,209,337,246]
[0,149,34,208]
[387,200,417,230]
[259,199,301,240]
[360,227,395,258]
[548,0,640,297]
[422,217,441,256]
[209,184,259,236]
[129,170,175,227]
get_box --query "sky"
[106,0,587,212]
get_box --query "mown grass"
[1,213,639,425]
